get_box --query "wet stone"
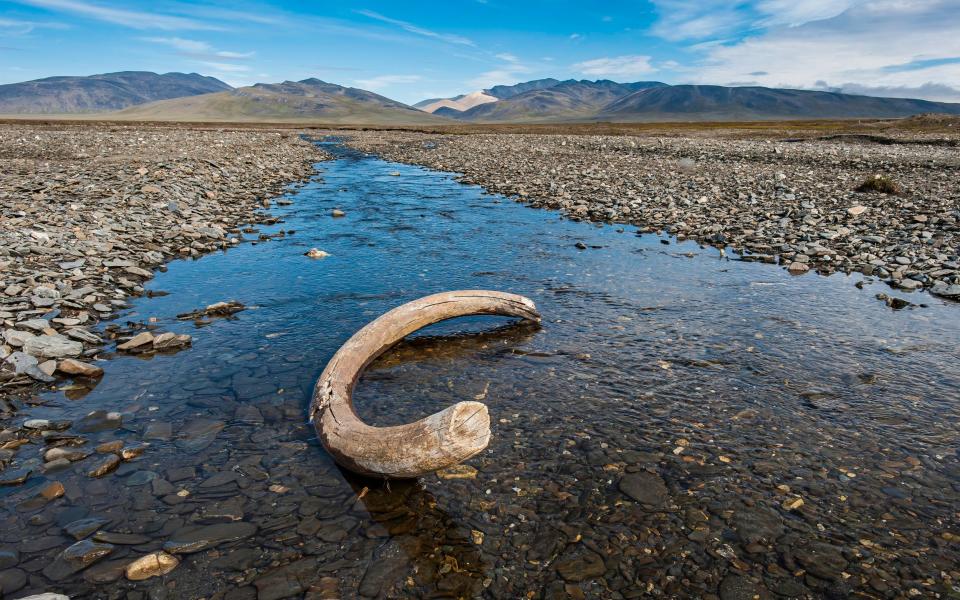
[124,551,179,581]
[0,568,27,595]
[82,558,129,584]
[618,471,670,508]
[64,517,110,540]
[795,542,849,581]
[20,535,68,553]
[143,421,172,441]
[125,470,159,486]
[42,539,115,581]
[253,557,320,600]
[75,410,122,433]
[0,467,32,486]
[87,454,121,478]
[162,522,257,554]
[358,542,409,598]
[719,574,769,600]
[0,549,18,569]
[57,358,103,378]
[554,546,607,582]
[93,531,151,545]
[199,471,240,488]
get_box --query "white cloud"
[755,0,863,27]
[216,50,253,59]
[198,61,250,73]
[658,0,960,102]
[495,52,519,62]
[569,33,582,40]
[15,0,218,30]
[467,69,524,89]
[573,55,656,78]
[649,0,867,41]
[692,2,960,89]
[355,9,474,46]
[354,74,422,90]
[825,82,960,103]
[144,37,254,61]
[144,36,209,53]
[649,1,748,40]
[0,16,68,34]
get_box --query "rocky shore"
[0,124,325,409]
[346,130,960,302]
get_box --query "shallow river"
[2,139,959,599]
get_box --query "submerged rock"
[42,539,115,581]
[162,522,257,554]
[618,471,670,508]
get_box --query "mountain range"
[115,78,443,124]
[422,79,960,122]
[2,70,959,123]
[0,71,230,114]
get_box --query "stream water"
[1,139,958,599]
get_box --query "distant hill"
[429,78,960,122]
[0,71,231,114]
[598,85,960,121]
[448,79,667,122]
[413,79,564,115]
[416,90,498,114]
[485,78,562,99]
[113,78,447,124]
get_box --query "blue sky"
[1,0,959,103]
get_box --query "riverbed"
[1,139,958,599]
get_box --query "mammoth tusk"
[311,290,541,479]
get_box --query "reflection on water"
[1,139,958,598]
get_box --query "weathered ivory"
[310,290,541,478]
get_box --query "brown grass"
[856,175,901,194]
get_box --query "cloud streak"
[354,74,422,90]
[143,37,254,60]
[573,55,656,78]
[15,0,219,30]
[356,9,475,46]
[0,16,68,35]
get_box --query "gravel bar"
[346,130,960,303]
[0,124,326,406]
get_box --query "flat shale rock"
[554,546,607,582]
[162,522,257,554]
[618,471,671,507]
[41,539,114,581]
[253,557,320,600]
[57,358,103,378]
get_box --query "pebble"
[124,551,179,580]
[436,464,478,479]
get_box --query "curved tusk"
[311,290,541,479]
